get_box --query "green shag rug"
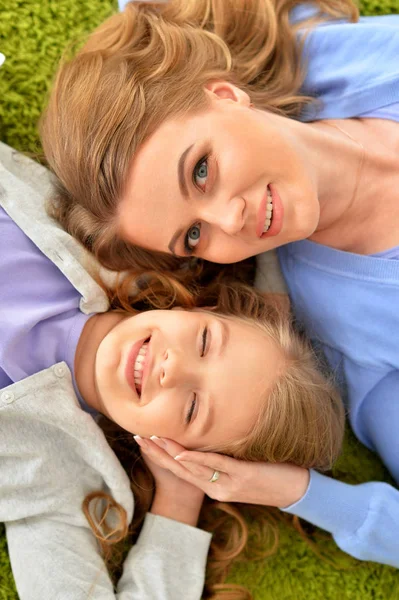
[1,1,399,598]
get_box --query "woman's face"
[95,309,284,449]
[118,82,320,264]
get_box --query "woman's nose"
[202,195,245,236]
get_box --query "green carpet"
[0,1,398,598]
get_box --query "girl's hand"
[135,436,310,509]
[135,436,205,526]
[139,437,204,502]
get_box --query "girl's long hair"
[40,0,358,282]
[83,277,346,599]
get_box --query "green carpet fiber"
[1,1,399,598]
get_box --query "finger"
[147,440,228,482]
[174,450,235,474]
[144,438,219,480]
[149,436,187,457]
[135,437,210,490]
[174,460,216,481]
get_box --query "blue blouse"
[278,10,399,569]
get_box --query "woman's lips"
[125,337,150,397]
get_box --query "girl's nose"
[160,349,194,389]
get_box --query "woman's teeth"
[263,189,273,234]
[134,341,149,393]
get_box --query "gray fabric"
[255,250,288,295]
[0,148,211,599]
[1,367,211,600]
[0,142,136,307]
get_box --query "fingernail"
[134,435,149,449]
[150,435,167,448]
[174,454,182,460]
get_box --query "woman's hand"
[135,436,310,509]
[136,436,205,526]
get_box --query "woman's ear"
[204,80,251,106]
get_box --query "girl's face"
[118,82,320,264]
[94,309,284,449]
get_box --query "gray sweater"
[0,143,211,599]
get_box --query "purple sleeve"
[0,368,12,388]
[0,206,91,387]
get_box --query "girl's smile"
[75,308,284,449]
[125,336,152,398]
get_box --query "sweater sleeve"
[281,470,399,568]
[1,370,211,600]
[6,512,211,600]
[281,369,399,568]
[358,370,399,483]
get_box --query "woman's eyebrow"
[177,144,194,198]
[168,228,184,256]
[168,144,195,255]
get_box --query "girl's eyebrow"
[199,396,213,437]
[218,319,229,356]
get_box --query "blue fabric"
[293,8,399,121]
[372,245,399,259]
[277,8,399,569]
[117,1,399,566]
[279,97,399,569]
[279,237,399,568]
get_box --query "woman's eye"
[201,326,208,357]
[193,156,208,191]
[185,223,201,252]
[186,394,197,424]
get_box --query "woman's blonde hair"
[40,0,358,280]
[83,278,345,599]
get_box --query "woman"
[39,0,399,569]
[0,145,343,599]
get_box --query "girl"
[38,0,399,569]
[0,144,343,599]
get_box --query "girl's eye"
[193,156,208,191]
[185,223,201,252]
[186,394,197,424]
[201,326,208,357]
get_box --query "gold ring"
[209,470,220,483]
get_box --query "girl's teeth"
[134,342,149,392]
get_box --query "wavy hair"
[83,279,345,599]
[40,0,358,281]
